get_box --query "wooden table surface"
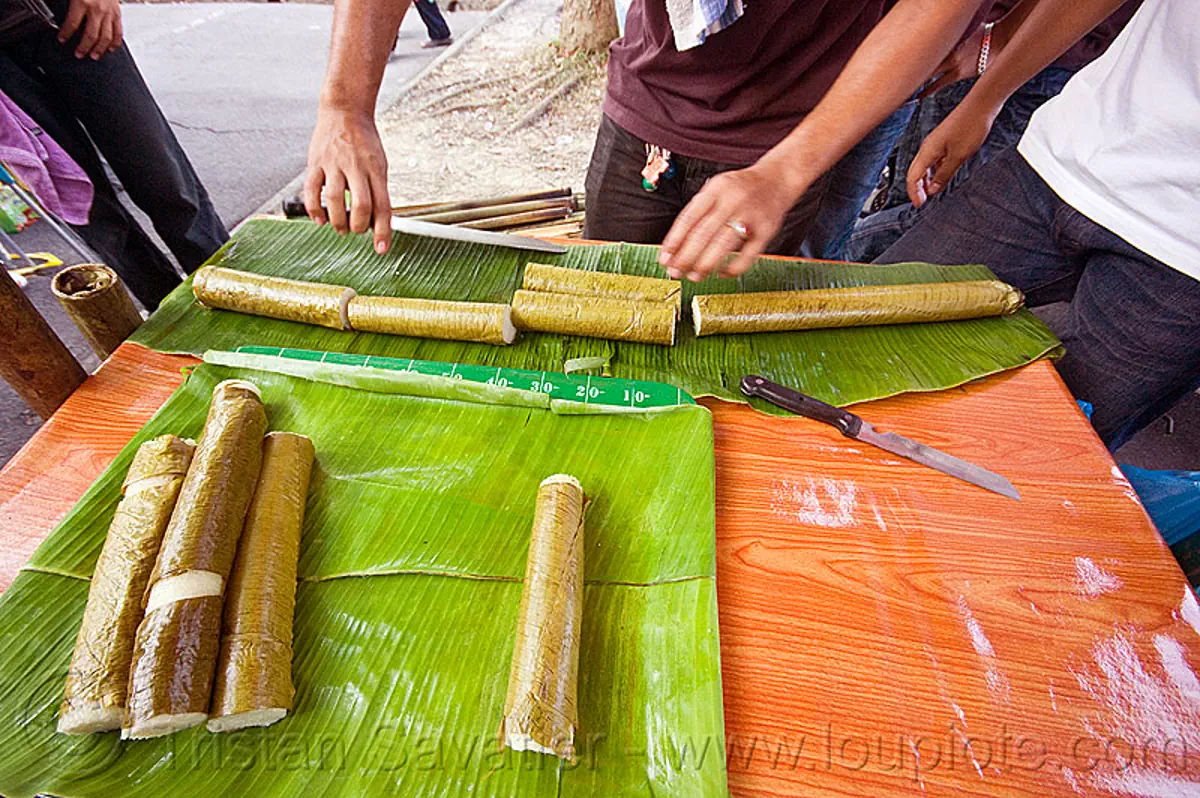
[2,343,1199,797]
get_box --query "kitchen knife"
[740,375,1020,500]
[277,197,566,254]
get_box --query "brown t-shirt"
[603,0,892,164]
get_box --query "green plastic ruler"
[233,346,696,409]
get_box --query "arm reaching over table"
[658,0,985,281]
[305,0,411,254]
[907,0,1131,207]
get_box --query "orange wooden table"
[3,343,1199,797]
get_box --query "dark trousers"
[1,6,227,307]
[583,114,832,256]
[414,0,452,41]
[876,148,1200,450]
[848,66,1078,263]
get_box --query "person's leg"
[583,115,687,244]
[1051,213,1200,449]
[0,51,182,308]
[852,67,1081,262]
[413,0,452,42]
[798,99,916,260]
[875,149,1082,305]
[20,21,227,271]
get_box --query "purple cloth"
[0,90,92,225]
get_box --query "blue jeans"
[876,148,1200,451]
[848,66,1078,263]
[414,0,452,41]
[799,100,916,261]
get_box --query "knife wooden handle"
[740,375,863,437]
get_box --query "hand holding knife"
[740,375,1020,500]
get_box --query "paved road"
[1,3,484,463]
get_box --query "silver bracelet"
[977,22,995,76]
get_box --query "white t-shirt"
[1018,0,1199,281]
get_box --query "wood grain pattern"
[2,343,1198,797]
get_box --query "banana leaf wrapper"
[510,290,676,346]
[144,379,267,612]
[122,596,223,740]
[522,261,682,318]
[208,432,314,732]
[692,280,1025,336]
[193,266,355,331]
[346,295,515,345]
[501,474,585,763]
[57,435,196,735]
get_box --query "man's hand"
[658,164,798,281]
[58,0,123,60]
[906,98,999,207]
[304,107,393,254]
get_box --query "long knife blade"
[740,374,1020,500]
[390,216,566,254]
[856,422,1020,500]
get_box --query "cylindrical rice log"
[0,265,86,418]
[510,289,676,346]
[522,262,682,317]
[51,263,143,360]
[347,295,516,345]
[192,266,356,330]
[122,596,223,739]
[501,474,585,763]
[208,432,315,733]
[144,380,267,613]
[691,280,1025,336]
[58,435,196,735]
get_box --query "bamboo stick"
[505,75,582,135]
[411,197,574,225]
[390,188,573,218]
[0,265,86,419]
[51,264,142,360]
[462,207,574,231]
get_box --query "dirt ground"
[379,0,605,207]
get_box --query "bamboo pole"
[51,264,143,360]
[0,266,86,418]
[412,198,574,225]
[391,188,573,218]
[462,206,574,231]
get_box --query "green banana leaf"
[0,361,726,797]
[130,218,1062,409]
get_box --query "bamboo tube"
[510,290,676,346]
[412,198,574,226]
[208,432,314,733]
[391,188,573,217]
[691,280,1026,336]
[144,380,267,613]
[192,266,356,331]
[347,296,516,345]
[58,435,196,735]
[501,475,585,762]
[522,262,682,317]
[462,206,574,231]
[51,263,143,360]
[0,265,86,419]
[122,596,223,739]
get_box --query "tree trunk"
[561,0,619,53]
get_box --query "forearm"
[965,0,1127,111]
[759,0,985,195]
[319,0,412,118]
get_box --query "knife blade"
[390,216,566,254]
[740,375,1020,500]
